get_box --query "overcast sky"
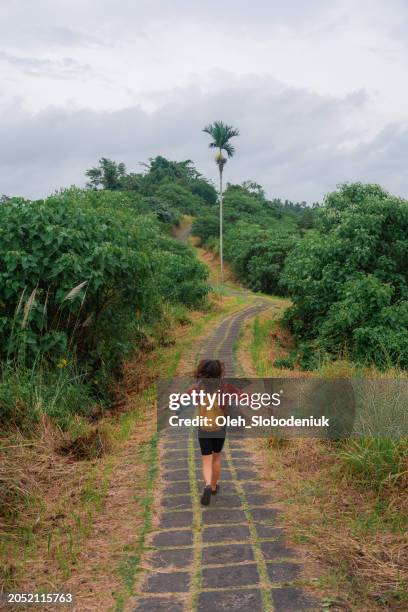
[1,0,408,202]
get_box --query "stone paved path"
[132,300,320,611]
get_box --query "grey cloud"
[1,79,407,203]
[34,26,107,47]
[0,50,92,79]
[0,0,336,47]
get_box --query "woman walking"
[192,359,241,506]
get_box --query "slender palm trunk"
[219,165,223,285]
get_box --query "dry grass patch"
[250,439,408,611]
[192,240,240,287]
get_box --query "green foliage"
[85,158,127,190]
[0,189,156,369]
[0,364,94,432]
[0,187,208,431]
[142,196,181,225]
[153,249,209,307]
[192,213,219,244]
[155,181,204,216]
[203,121,240,159]
[190,179,217,205]
[282,182,408,368]
[85,155,217,211]
[192,181,312,295]
[338,438,408,491]
[224,223,295,294]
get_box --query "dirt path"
[130,287,321,611]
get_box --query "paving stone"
[161,437,190,446]
[227,440,245,448]
[256,525,285,539]
[151,529,193,547]
[162,481,191,495]
[212,493,242,508]
[202,524,250,543]
[142,571,190,593]
[164,450,189,460]
[162,469,190,482]
[163,428,191,435]
[202,563,259,588]
[234,468,258,480]
[196,469,232,481]
[261,540,295,559]
[162,435,190,442]
[245,493,272,506]
[149,547,193,569]
[164,432,190,438]
[202,543,254,565]
[251,507,280,523]
[133,596,184,611]
[162,463,190,473]
[197,588,262,611]
[162,442,188,456]
[202,508,246,525]
[161,495,192,510]
[162,458,189,468]
[158,511,193,529]
[267,562,302,583]
[271,587,319,611]
[242,482,267,493]
[228,450,252,459]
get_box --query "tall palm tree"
[203,121,239,283]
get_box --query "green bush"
[282,183,408,368]
[0,188,208,372]
[223,224,295,294]
[191,183,303,294]
[153,250,209,307]
[155,181,205,215]
[190,179,218,205]
[192,213,219,244]
[0,189,156,369]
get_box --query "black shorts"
[198,437,225,455]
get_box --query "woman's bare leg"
[202,454,213,486]
[211,452,221,490]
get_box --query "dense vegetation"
[1,152,407,608]
[0,158,211,433]
[193,178,408,372]
[282,183,408,369]
[192,182,317,294]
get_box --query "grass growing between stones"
[225,442,274,612]
[188,429,203,611]
[243,308,408,610]
[113,433,159,611]
[0,289,251,608]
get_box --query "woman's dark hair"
[195,359,224,379]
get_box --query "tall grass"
[338,438,408,492]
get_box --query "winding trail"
[131,230,320,611]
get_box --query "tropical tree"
[203,121,239,282]
[85,157,127,190]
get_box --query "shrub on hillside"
[0,188,208,372]
[282,183,408,368]
[223,224,295,294]
[155,181,205,215]
[192,213,219,244]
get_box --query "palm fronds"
[203,121,239,158]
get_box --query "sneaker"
[201,485,212,506]
[211,484,220,496]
